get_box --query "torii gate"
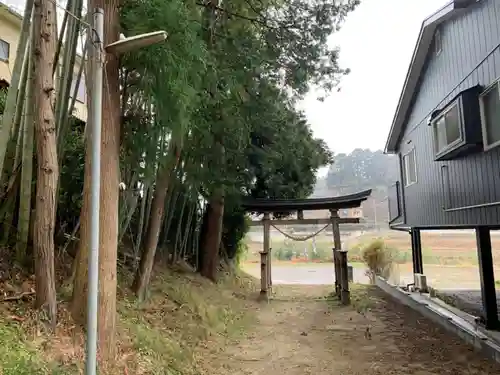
[241,189,372,304]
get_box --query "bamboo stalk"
[54,0,82,138]
[53,0,72,77]
[172,193,187,264]
[0,0,34,178]
[16,26,36,263]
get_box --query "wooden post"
[330,209,341,297]
[259,251,269,301]
[475,227,499,330]
[338,250,350,305]
[261,212,271,299]
[268,247,273,290]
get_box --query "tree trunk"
[200,192,224,281]
[132,165,171,300]
[200,0,224,282]
[71,0,120,363]
[32,0,58,328]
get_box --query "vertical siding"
[399,0,500,227]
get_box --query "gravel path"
[436,289,500,318]
[204,285,499,375]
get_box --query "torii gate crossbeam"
[241,189,372,304]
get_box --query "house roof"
[241,189,372,213]
[0,2,23,25]
[384,0,480,154]
[0,1,85,64]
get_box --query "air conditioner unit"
[414,273,428,293]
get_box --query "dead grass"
[0,265,258,375]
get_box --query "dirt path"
[212,285,499,375]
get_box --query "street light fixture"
[105,31,168,55]
[86,8,168,375]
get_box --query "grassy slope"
[0,266,257,375]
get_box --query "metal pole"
[86,8,104,375]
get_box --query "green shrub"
[270,240,332,262]
[360,238,394,283]
[273,247,295,261]
[310,245,331,261]
[235,241,249,265]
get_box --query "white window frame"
[402,148,417,187]
[0,39,10,61]
[435,29,442,56]
[71,75,86,103]
[76,76,86,103]
[479,79,500,151]
[431,99,464,157]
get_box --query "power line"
[46,0,92,30]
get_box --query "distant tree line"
[326,148,399,196]
[311,149,399,225]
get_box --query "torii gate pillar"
[259,212,271,301]
[330,209,350,304]
[330,209,342,296]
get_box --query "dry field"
[350,230,500,271]
[244,230,500,289]
[369,230,500,261]
[246,230,500,266]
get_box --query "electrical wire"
[46,0,92,30]
[47,0,103,64]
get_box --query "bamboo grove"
[0,0,359,365]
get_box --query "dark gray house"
[384,0,500,329]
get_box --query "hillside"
[0,265,256,375]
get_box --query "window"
[433,103,462,154]
[0,39,9,61]
[71,76,86,103]
[434,29,442,56]
[480,81,500,150]
[431,99,464,159]
[429,87,483,160]
[402,149,417,187]
[388,181,401,222]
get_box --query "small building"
[385,0,500,329]
[0,1,87,122]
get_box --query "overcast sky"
[299,0,450,158]
[6,0,449,158]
